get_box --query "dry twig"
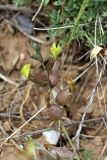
[32,0,44,21]
[73,61,105,149]
[0,106,46,148]
[0,73,18,87]
[0,121,22,150]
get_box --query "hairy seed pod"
[30,72,49,86]
[56,89,71,106]
[49,61,60,88]
[47,104,63,121]
[49,70,59,87]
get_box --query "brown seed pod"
[49,70,59,87]
[49,60,60,88]
[30,72,49,86]
[55,89,71,106]
[47,104,63,121]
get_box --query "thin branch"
[84,32,94,46]
[99,16,104,35]
[0,113,20,119]
[0,127,55,141]
[74,61,96,82]
[94,16,98,46]
[79,50,91,60]
[0,4,34,13]
[73,88,96,149]
[0,4,47,18]
[97,87,107,128]
[0,73,18,87]
[33,23,89,31]
[0,121,22,150]
[0,106,46,148]
[34,25,73,30]
[95,57,107,127]
[32,0,44,21]
[73,63,104,149]
[98,141,107,160]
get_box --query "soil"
[0,1,107,160]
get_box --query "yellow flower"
[50,42,61,60]
[21,64,31,79]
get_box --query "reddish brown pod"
[49,70,59,88]
[47,104,63,121]
[56,89,71,106]
[49,61,60,88]
[30,72,49,87]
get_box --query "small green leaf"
[29,41,43,63]
[31,53,43,63]
[53,1,61,6]
[50,42,62,60]
[44,0,50,5]
[21,64,31,79]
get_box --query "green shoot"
[50,42,62,60]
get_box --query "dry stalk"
[0,73,18,87]
[0,121,22,150]
[32,0,44,21]
[73,60,105,149]
[0,106,46,148]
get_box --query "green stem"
[69,0,90,43]
[61,121,80,160]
